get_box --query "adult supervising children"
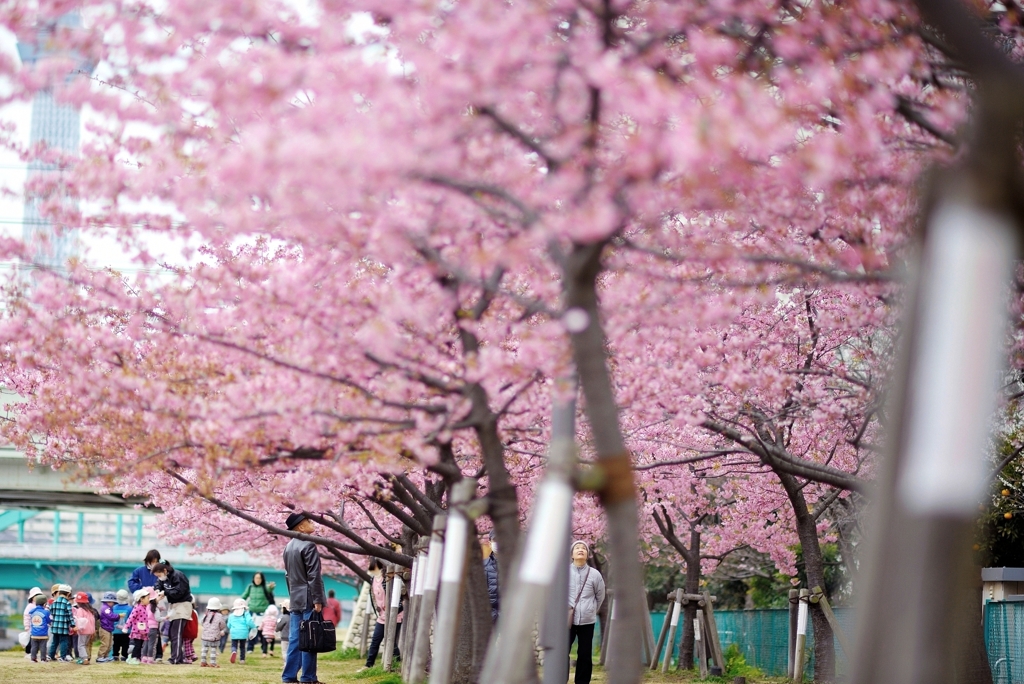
[281,512,325,684]
[242,571,276,653]
[152,561,192,664]
[567,540,605,684]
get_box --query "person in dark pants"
[482,531,499,623]
[360,558,401,670]
[152,561,192,664]
[281,512,326,684]
[567,540,605,684]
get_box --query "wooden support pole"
[702,590,725,672]
[399,557,418,670]
[793,588,809,682]
[787,588,798,679]
[641,596,655,667]
[680,593,718,603]
[402,551,426,681]
[661,592,682,673]
[651,592,673,670]
[599,594,611,667]
[428,479,476,684]
[382,564,404,672]
[409,514,447,684]
[695,610,709,678]
[359,583,372,659]
[811,586,851,658]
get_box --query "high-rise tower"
[16,14,87,271]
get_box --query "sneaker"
[95,657,111,663]
[230,651,237,664]
[200,662,208,667]
[209,664,220,668]
[63,655,74,662]
[125,657,141,665]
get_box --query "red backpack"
[183,610,199,640]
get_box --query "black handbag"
[298,611,337,653]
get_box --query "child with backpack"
[226,598,255,664]
[199,597,226,668]
[260,604,279,656]
[72,592,97,664]
[111,589,132,661]
[27,594,50,662]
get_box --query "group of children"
[24,584,290,667]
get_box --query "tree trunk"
[678,534,701,671]
[460,322,521,590]
[564,241,644,684]
[778,471,835,683]
[453,526,493,684]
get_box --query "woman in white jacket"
[568,540,605,684]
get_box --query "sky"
[0,25,192,277]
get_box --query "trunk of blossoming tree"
[679,534,701,671]
[651,508,702,671]
[777,470,834,682]
[563,241,644,684]
[460,325,521,591]
[452,535,492,684]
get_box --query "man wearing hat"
[281,511,325,684]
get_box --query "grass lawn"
[1,648,789,683]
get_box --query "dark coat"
[483,553,499,621]
[283,539,326,613]
[127,565,158,592]
[156,567,192,604]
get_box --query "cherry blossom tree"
[0,0,1002,680]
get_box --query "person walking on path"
[128,550,162,593]
[152,561,192,664]
[228,598,256,664]
[242,572,276,653]
[72,592,97,664]
[482,531,500,623]
[261,604,280,656]
[111,590,132,661]
[567,540,606,684]
[48,584,74,662]
[360,558,401,670]
[27,594,50,662]
[322,589,341,628]
[95,592,117,662]
[200,597,226,668]
[281,512,325,684]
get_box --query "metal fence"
[985,601,1024,684]
[650,606,854,677]
[650,602,1024,679]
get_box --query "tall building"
[16,14,86,271]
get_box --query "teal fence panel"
[648,606,854,677]
[985,601,1024,684]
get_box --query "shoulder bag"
[299,611,337,653]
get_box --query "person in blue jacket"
[482,531,499,623]
[128,549,162,593]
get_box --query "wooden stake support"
[811,586,851,657]
[695,610,709,678]
[661,592,681,673]
[650,590,674,670]
[702,590,725,671]
[793,588,809,682]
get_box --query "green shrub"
[724,642,763,678]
